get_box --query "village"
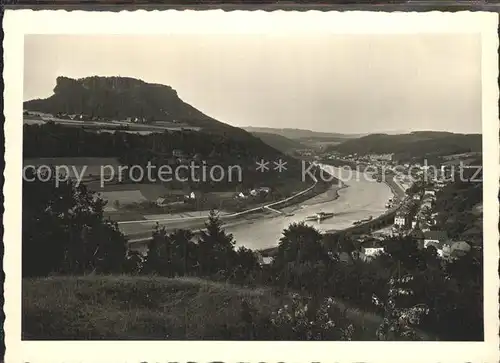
[317,151,481,266]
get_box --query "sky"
[24,34,482,134]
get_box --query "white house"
[256,253,274,265]
[359,239,385,261]
[361,247,384,260]
[423,230,449,249]
[156,197,168,207]
[394,215,406,227]
[184,192,197,200]
[394,210,409,228]
[424,189,436,197]
[250,187,271,196]
[235,192,248,199]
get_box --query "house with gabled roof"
[423,230,449,250]
[359,240,385,261]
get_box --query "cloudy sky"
[24,34,481,134]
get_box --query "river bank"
[120,178,342,243]
[218,182,345,230]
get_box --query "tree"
[272,223,332,291]
[232,246,260,283]
[383,236,425,272]
[169,229,197,276]
[197,210,237,276]
[274,223,329,268]
[22,168,128,277]
[142,223,171,275]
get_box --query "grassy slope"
[23,276,284,340]
[23,275,395,340]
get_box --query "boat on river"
[305,211,334,222]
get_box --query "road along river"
[121,165,394,252]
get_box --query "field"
[22,275,390,340]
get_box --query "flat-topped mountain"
[24,76,249,138]
[23,76,340,192]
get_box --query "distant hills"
[249,132,308,154]
[243,126,362,141]
[243,127,363,149]
[327,131,482,161]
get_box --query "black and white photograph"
[4,9,499,363]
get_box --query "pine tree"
[197,210,236,276]
[169,229,196,276]
[142,223,171,275]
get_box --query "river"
[227,165,393,250]
[122,165,393,252]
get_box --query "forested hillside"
[23,123,318,190]
[328,131,481,161]
[250,131,307,153]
